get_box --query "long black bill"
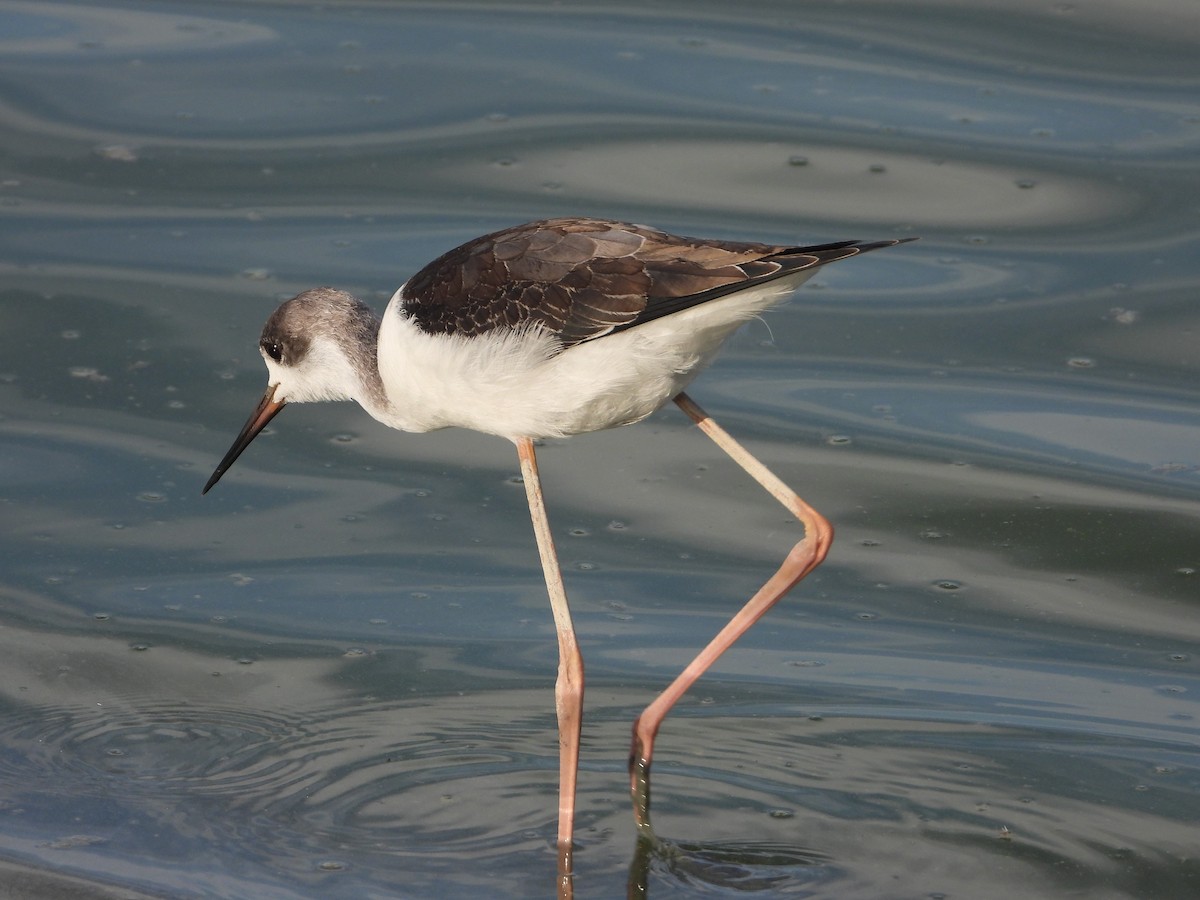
[202,385,286,494]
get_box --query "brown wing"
[400,217,902,348]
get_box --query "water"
[1,1,1198,897]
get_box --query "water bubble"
[1107,307,1139,325]
[69,367,109,383]
[94,143,139,162]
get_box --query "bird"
[202,216,913,892]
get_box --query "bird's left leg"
[516,437,584,898]
[628,392,834,833]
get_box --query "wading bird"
[203,217,912,894]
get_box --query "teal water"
[1,1,1198,897]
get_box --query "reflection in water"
[1,595,1197,897]
[0,0,1198,896]
[447,139,1138,228]
[628,833,833,897]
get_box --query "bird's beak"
[202,384,286,494]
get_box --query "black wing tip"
[775,235,918,256]
[765,235,916,271]
[855,235,919,252]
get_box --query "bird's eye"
[262,340,283,362]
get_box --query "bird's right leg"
[628,392,834,833]
[516,437,584,899]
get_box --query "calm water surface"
[1,1,1198,897]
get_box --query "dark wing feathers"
[400,217,907,348]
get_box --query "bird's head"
[203,288,379,494]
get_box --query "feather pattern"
[400,217,894,350]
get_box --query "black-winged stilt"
[203,217,913,892]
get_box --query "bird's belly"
[378,276,797,440]
[533,336,707,435]
[466,313,742,439]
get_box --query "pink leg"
[629,393,834,831]
[516,437,583,898]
